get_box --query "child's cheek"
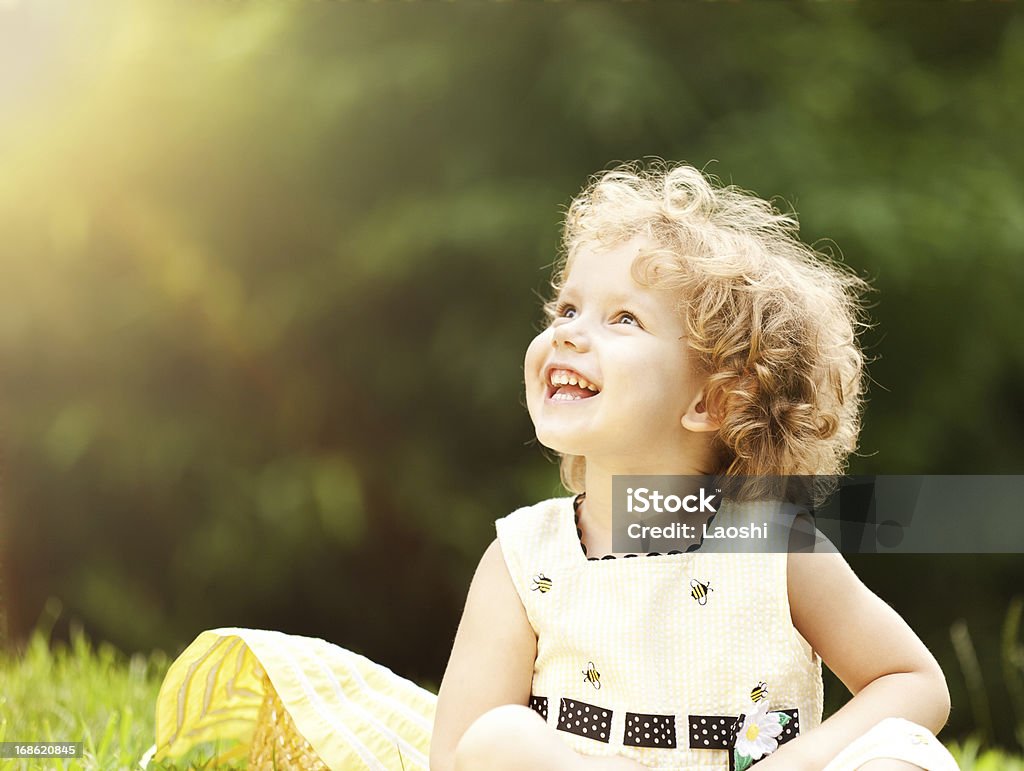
[524,329,553,382]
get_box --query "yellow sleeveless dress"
[145,494,958,770]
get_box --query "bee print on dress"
[531,572,552,593]
[581,661,601,690]
[750,681,768,703]
[690,577,713,605]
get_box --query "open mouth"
[546,368,601,402]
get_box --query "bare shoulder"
[474,537,526,607]
[457,536,535,653]
[787,510,863,622]
[787,537,863,636]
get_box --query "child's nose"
[551,318,588,351]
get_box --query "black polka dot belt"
[528,693,801,769]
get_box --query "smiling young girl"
[148,162,960,771]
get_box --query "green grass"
[0,599,245,771]
[2,598,1023,770]
[1,608,162,770]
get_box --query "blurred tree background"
[1,0,1022,752]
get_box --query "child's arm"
[430,538,537,771]
[758,543,951,770]
[430,539,646,771]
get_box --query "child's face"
[524,236,709,470]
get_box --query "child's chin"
[534,429,587,457]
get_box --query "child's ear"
[681,391,721,433]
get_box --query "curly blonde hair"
[544,161,871,497]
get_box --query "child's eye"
[551,302,641,327]
[553,301,577,319]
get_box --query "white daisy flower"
[734,701,785,761]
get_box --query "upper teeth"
[550,369,599,391]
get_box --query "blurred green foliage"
[1,0,1022,752]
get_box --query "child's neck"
[579,458,713,556]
